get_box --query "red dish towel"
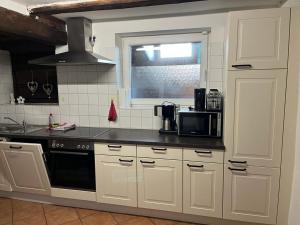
[108,100,118,122]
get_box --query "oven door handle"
[49,150,89,156]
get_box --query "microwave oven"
[178,111,222,137]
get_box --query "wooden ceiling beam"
[30,0,204,15]
[0,6,67,46]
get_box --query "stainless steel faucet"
[4,117,26,130]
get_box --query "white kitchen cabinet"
[223,165,280,224]
[137,158,182,212]
[95,155,137,207]
[228,8,290,70]
[0,153,11,192]
[0,142,50,195]
[225,69,286,168]
[183,161,223,218]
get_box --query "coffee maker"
[154,103,179,134]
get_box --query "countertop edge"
[0,129,225,151]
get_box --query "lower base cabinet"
[95,155,137,207]
[223,165,280,224]
[137,158,182,212]
[0,142,50,195]
[0,158,11,192]
[183,161,223,218]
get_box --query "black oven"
[44,140,96,191]
[178,111,222,137]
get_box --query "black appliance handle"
[232,64,252,69]
[228,167,247,172]
[9,145,22,150]
[119,159,134,163]
[187,164,204,168]
[228,160,247,164]
[49,150,89,156]
[195,150,212,154]
[140,160,155,164]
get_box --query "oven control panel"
[49,140,94,151]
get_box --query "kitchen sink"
[0,124,43,134]
[0,125,24,133]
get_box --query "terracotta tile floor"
[0,197,199,225]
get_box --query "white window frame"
[122,33,208,108]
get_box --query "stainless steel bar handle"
[50,150,89,156]
[42,153,47,162]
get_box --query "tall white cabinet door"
[0,153,12,192]
[223,165,280,224]
[228,8,290,70]
[96,155,137,207]
[225,70,286,168]
[137,158,182,212]
[0,142,50,195]
[183,161,223,218]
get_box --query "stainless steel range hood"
[29,17,115,66]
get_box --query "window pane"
[131,42,202,99]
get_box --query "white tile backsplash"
[142,117,153,129]
[131,117,142,129]
[79,115,90,126]
[78,106,89,116]
[68,94,79,104]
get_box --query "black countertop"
[94,128,225,150]
[0,127,225,150]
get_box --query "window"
[122,33,208,106]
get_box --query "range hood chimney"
[29,17,115,66]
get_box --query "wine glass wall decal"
[27,71,38,96]
[43,72,53,99]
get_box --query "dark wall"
[8,40,59,104]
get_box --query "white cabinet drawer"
[137,145,182,160]
[183,148,224,163]
[95,143,136,157]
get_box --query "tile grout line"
[110,212,120,225]
[42,204,49,225]
[74,208,84,225]
[11,198,13,225]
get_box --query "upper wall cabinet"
[228,8,290,70]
